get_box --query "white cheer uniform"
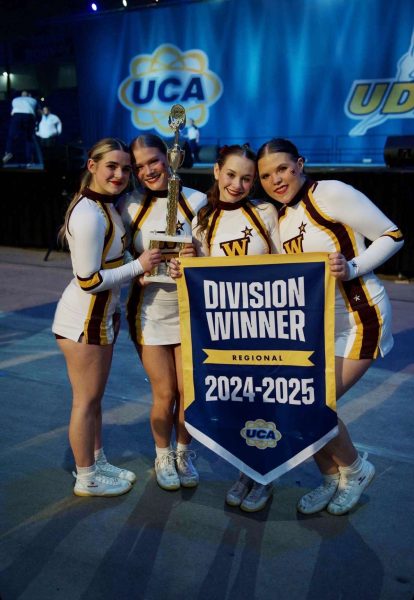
[278,179,404,359]
[193,198,280,257]
[118,186,207,345]
[53,188,145,345]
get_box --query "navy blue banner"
[75,0,414,164]
[177,254,337,484]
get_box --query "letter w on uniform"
[283,235,304,254]
[220,237,250,256]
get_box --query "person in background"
[257,137,404,516]
[2,90,38,165]
[170,144,280,512]
[186,118,200,163]
[52,137,161,497]
[117,134,207,492]
[36,106,62,148]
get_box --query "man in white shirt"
[2,91,38,164]
[186,119,200,162]
[36,106,62,148]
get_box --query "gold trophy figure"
[145,104,192,283]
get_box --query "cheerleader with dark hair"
[257,137,404,515]
[171,143,280,512]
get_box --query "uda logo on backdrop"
[118,44,223,135]
[345,28,414,136]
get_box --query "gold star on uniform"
[242,227,253,238]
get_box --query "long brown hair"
[196,144,257,236]
[58,137,131,245]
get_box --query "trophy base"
[144,232,192,284]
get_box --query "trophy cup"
[145,104,192,283]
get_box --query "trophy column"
[145,104,192,283]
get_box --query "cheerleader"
[170,144,280,512]
[257,137,404,515]
[117,134,207,491]
[53,138,161,497]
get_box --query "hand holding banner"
[177,253,337,484]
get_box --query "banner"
[75,0,414,162]
[177,254,337,484]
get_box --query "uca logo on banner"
[118,44,223,135]
[345,28,414,136]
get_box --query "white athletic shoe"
[73,472,132,497]
[296,475,340,515]
[327,454,375,515]
[175,449,199,488]
[155,452,180,491]
[240,482,273,513]
[226,473,253,507]
[95,459,137,484]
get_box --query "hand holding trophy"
[145,104,192,283]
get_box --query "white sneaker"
[73,472,132,497]
[240,482,273,512]
[155,452,180,491]
[96,459,137,484]
[297,475,340,515]
[176,449,199,488]
[226,473,253,507]
[327,454,375,515]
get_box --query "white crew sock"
[176,442,190,453]
[76,464,96,481]
[339,455,363,477]
[156,445,172,458]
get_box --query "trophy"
[145,104,192,283]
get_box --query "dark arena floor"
[0,245,413,600]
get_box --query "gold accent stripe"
[77,271,103,291]
[203,349,314,366]
[384,228,404,242]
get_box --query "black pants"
[6,113,36,162]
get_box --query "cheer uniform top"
[118,186,207,345]
[193,198,280,257]
[278,179,404,359]
[52,188,144,345]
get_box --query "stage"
[1,162,413,276]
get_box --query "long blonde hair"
[58,137,131,245]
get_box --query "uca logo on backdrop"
[345,28,414,136]
[118,44,223,135]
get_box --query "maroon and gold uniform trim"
[382,228,404,243]
[242,204,272,254]
[126,281,144,344]
[206,202,272,255]
[287,183,381,359]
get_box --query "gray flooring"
[0,246,413,600]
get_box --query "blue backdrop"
[75,0,414,163]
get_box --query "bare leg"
[173,344,192,445]
[57,338,113,467]
[313,356,372,473]
[137,343,179,448]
